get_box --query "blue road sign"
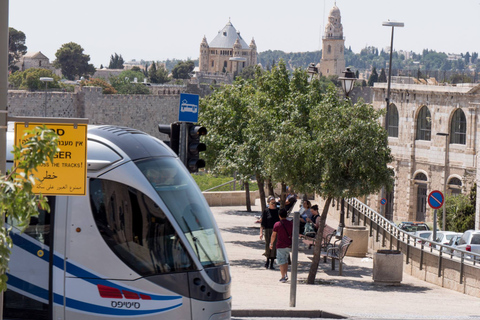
[428,190,444,209]
[178,93,199,122]
[380,198,387,205]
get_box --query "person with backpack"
[270,208,293,283]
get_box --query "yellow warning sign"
[14,122,87,196]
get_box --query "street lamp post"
[40,77,53,117]
[338,68,357,236]
[381,20,404,218]
[437,132,449,231]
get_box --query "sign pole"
[433,209,437,242]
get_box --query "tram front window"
[90,179,194,276]
[136,157,226,268]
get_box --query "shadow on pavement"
[221,226,259,236]
[222,210,261,216]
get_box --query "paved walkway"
[211,202,480,319]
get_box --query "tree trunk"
[307,196,332,284]
[266,178,275,197]
[280,182,287,209]
[244,181,251,212]
[256,174,266,213]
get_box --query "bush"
[80,78,117,94]
[8,68,61,91]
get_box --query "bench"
[300,224,336,250]
[320,235,353,276]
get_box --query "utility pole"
[0,2,9,318]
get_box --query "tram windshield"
[136,157,226,268]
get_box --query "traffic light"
[158,122,180,155]
[186,123,207,173]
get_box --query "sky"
[8,0,480,68]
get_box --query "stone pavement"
[211,202,480,319]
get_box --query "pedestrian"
[260,196,280,269]
[270,208,293,283]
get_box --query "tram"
[4,125,231,320]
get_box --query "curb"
[232,309,347,319]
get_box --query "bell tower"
[320,3,346,77]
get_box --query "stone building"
[198,20,257,76]
[319,4,346,77]
[16,51,53,71]
[370,81,480,229]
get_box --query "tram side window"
[89,178,194,276]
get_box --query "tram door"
[416,184,427,221]
[4,197,56,320]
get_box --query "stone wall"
[7,86,182,140]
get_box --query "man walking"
[270,208,293,283]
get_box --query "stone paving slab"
[211,203,480,319]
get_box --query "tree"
[80,78,117,94]
[149,62,170,84]
[0,126,58,290]
[108,53,124,69]
[171,60,194,79]
[8,68,61,91]
[306,88,394,283]
[440,184,476,232]
[8,27,27,73]
[238,65,258,80]
[109,70,149,94]
[53,42,95,80]
[378,68,387,82]
[368,67,378,86]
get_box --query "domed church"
[199,20,257,75]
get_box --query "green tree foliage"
[53,42,95,80]
[306,88,394,283]
[80,78,117,94]
[8,27,27,73]
[201,60,393,282]
[368,67,378,86]
[110,70,149,94]
[378,68,387,82]
[0,126,58,291]
[8,68,61,91]
[171,60,194,79]
[440,185,476,232]
[149,62,170,84]
[108,53,124,69]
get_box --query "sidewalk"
[211,202,480,319]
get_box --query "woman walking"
[260,196,280,269]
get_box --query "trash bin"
[372,249,403,285]
[343,225,368,257]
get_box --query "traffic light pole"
[179,122,187,165]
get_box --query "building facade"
[319,4,346,77]
[199,20,257,75]
[370,82,480,229]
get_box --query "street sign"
[380,198,387,205]
[15,122,87,196]
[428,190,444,209]
[178,93,199,123]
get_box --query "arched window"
[328,45,331,54]
[416,106,431,141]
[387,104,399,137]
[414,172,428,181]
[448,177,462,195]
[450,109,466,144]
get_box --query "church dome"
[329,5,340,18]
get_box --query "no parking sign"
[428,190,444,209]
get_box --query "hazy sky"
[8,0,480,68]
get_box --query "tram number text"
[111,301,141,309]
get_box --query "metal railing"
[345,198,480,284]
[203,179,237,192]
